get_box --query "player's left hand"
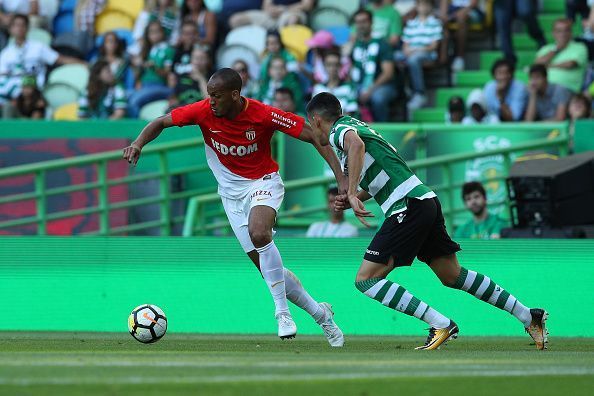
[122,144,142,166]
[348,194,374,227]
[334,194,350,211]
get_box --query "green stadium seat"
[43,83,80,109]
[47,64,89,95]
[480,50,536,70]
[541,0,565,13]
[317,0,360,18]
[139,100,169,121]
[435,87,474,107]
[455,70,529,87]
[412,108,445,123]
[310,7,350,31]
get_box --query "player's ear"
[232,89,240,101]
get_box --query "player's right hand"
[122,144,141,166]
[334,194,350,211]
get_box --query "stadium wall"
[1,237,592,337]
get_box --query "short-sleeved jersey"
[454,213,508,239]
[171,97,304,198]
[329,116,435,218]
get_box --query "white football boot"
[276,312,297,339]
[319,302,344,347]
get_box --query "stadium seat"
[480,50,536,71]
[43,83,80,110]
[59,0,76,13]
[435,87,474,108]
[40,0,60,20]
[455,70,529,87]
[53,11,74,35]
[326,26,351,46]
[412,108,446,123]
[27,28,52,46]
[541,0,565,13]
[53,102,79,120]
[280,25,313,62]
[317,0,359,19]
[310,7,350,31]
[204,0,222,13]
[105,0,144,20]
[48,64,89,95]
[225,25,267,56]
[139,100,169,121]
[52,32,95,60]
[216,44,261,78]
[95,10,135,35]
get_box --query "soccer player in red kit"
[123,68,346,346]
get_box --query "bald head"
[209,68,243,93]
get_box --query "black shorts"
[364,197,461,266]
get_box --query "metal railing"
[182,134,570,236]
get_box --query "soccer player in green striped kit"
[306,92,549,350]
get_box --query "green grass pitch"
[1,332,593,396]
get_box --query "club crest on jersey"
[245,129,256,140]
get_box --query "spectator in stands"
[454,181,507,240]
[312,50,359,116]
[446,96,465,123]
[14,75,46,119]
[494,0,545,64]
[74,0,106,36]
[568,93,592,121]
[232,60,259,98]
[367,0,403,48]
[272,87,297,113]
[566,0,593,22]
[0,0,57,29]
[535,18,588,93]
[167,47,209,110]
[571,0,594,60]
[258,56,303,111]
[401,0,443,111]
[351,8,396,122]
[524,64,571,122]
[0,14,83,113]
[229,0,313,30]
[463,88,500,124]
[176,0,217,51]
[78,60,127,120]
[302,30,341,85]
[168,20,199,87]
[133,0,179,45]
[98,32,130,88]
[259,30,299,84]
[483,58,528,122]
[128,21,174,118]
[306,187,358,238]
[439,0,484,71]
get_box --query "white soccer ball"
[128,304,167,343]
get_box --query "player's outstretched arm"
[123,114,174,166]
[343,131,374,227]
[298,123,348,193]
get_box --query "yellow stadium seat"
[105,0,144,20]
[95,10,135,35]
[53,102,79,120]
[280,25,313,62]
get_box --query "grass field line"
[1,367,594,386]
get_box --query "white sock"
[512,301,532,327]
[283,268,324,323]
[421,307,451,329]
[256,241,289,315]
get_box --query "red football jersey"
[171,98,304,180]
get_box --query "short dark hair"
[306,92,342,122]
[462,181,486,200]
[448,96,465,113]
[11,13,29,27]
[275,87,294,101]
[209,68,242,92]
[491,58,515,77]
[328,186,339,195]
[352,8,373,24]
[529,64,547,78]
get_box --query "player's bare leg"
[430,254,548,350]
[248,205,296,339]
[355,258,458,350]
[247,251,344,347]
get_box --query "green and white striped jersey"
[329,115,436,217]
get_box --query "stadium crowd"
[0,0,592,124]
